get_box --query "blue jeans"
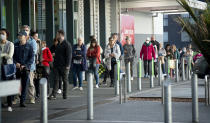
[93,64,99,85]
[72,64,83,87]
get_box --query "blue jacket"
[116,40,124,56]
[13,42,34,70]
[14,37,37,71]
[71,44,87,71]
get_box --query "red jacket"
[41,47,53,67]
[140,42,156,60]
[87,46,101,64]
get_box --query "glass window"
[181,31,190,42]
[163,14,168,26]
[74,1,78,12]
[163,32,168,42]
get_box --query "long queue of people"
[1,25,200,113]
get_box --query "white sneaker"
[29,99,35,104]
[72,87,78,90]
[57,89,62,94]
[95,84,99,88]
[8,107,13,112]
[131,77,133,81]
[79,87,83,91]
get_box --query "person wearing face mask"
[48,30,72,100]
[0,28,15,112]
[140,37,156,78]
[71,37,87,91]
[20,25,37,104]
[13,31,34,107]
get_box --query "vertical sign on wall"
[121,14,135,45]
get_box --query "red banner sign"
[121,15,135,46]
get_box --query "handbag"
[2,63,16,80]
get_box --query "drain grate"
[128,97,205,102]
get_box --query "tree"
[176,0,210,67]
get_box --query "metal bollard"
[208,76,210,105]
[150,58,154,88]
[124,73,127,103]
[189,58,192,80]
[87,72,94,120]
[40,78,48,123]
[114,62,120,95]
[175,59,179,82]
[192,74,199,123]
[158,60,162,86]
[137,59,142,91]
[164,80,172,123]
[119,73,125,104]
[0,98,1,123]
[182,58,185,81]
[162,80,165,104]
[126,62,131,93]
[205,75,209,106]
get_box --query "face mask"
[0,34,6,41]
[146,41,149,44]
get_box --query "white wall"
[127,11,153,34]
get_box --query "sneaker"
[57,89,62,94]
[8,107,13,112]
[72,87,78,90]
[95,84,99,88]
[79,87,83,91]
[110,83,114,87]
[48,95,56,100]
[29,99,35,104]
[131,77,133,81]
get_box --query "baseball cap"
[146,37,150,41]
[18,31,27,36]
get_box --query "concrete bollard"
[175,59,179,82]
[182,58,186,81]
[126,62,131,93]
[137,59,142,91]
[40,78,48,123]
[192,74,199,123]
[87,72,94,120]
[150,58,154,88]
[164,80,172,123]
[158,60,162,86]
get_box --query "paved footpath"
[2,77,210,123]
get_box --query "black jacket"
[53,40,72,68]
